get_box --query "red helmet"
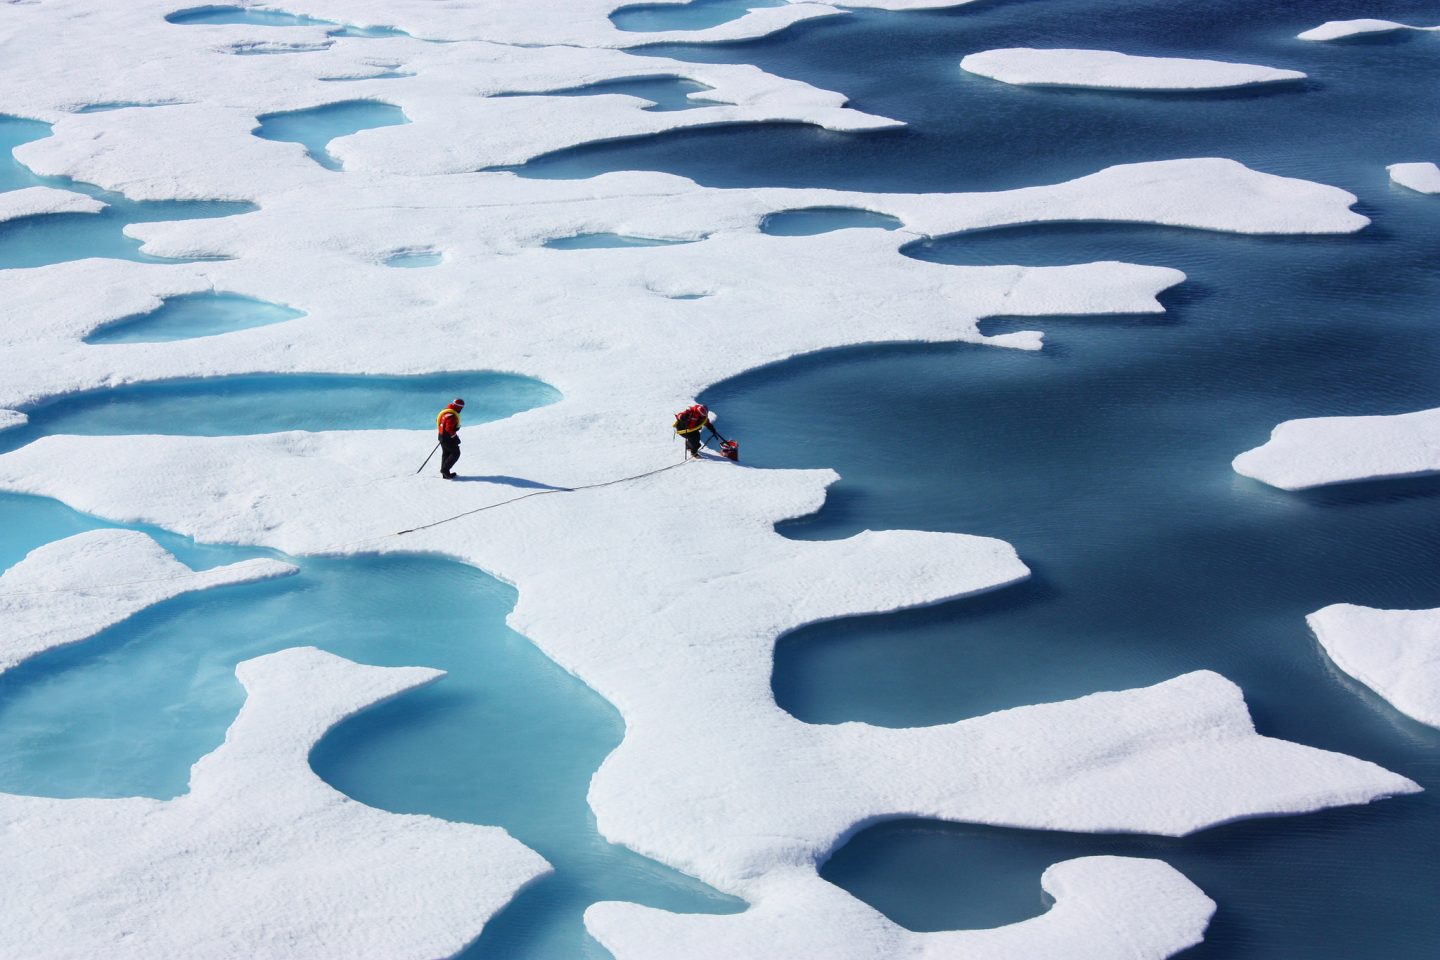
[694,404,707,417]
[452,398,465,409]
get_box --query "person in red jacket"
[437,398,464,479]
[673,403,726,460]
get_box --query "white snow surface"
[0,1,1417,957]
[1389,161,1440,194]
[960,48,1305,90]
[590,856,1214,960]
[0,646,551,959]
[1233,406,1440,489]
[1298,19,1440,41]
[1309,604,1440,729]
[0,185,105,224]
[0,529,295,673]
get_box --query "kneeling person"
[673,403,726,460]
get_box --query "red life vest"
[437,406,461,436]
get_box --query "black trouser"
[439,434,461,476]
[683,430,703,457]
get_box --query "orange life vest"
[437,406,461,435]
[673,405,707,435]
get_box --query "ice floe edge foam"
[960,48,1306,90]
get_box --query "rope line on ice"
[343,456,698,546]
[0,458,703,597]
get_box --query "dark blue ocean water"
[2,1,1438,957]
[672,2,1439,957]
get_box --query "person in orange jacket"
[673,403,726,460]
[437,398,464,479]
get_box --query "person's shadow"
[457,475,573,491]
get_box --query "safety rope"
[337,455,697,548]
[0,446,709,598]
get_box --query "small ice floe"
[960,48,1306,90]
[1388,162,1440,194]
[0,529,294,674]
[1309,604,1440,729]
[1233,407,1440,489]
[0,186,104,225]
[1298,19,1440,41]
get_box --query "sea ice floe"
[0,436,1418,891]
[1298,19,1440,42]
[960,48,1306,90]
[0,529,294,673]
[0,185,105,224]
[1233,406,1440,489]
[589,857,1214,960]
[1388,161,1440,194]
[0,1,1417,955]
[0,646,550,959]
[1308,604,1440,729]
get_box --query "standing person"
[673,403,726,460]
[437,398,464,479]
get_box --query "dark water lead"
[760,206,903,235]
[84,292,305,344]
[822,813,1437,959]
[253,101,408,171]
[0,371,559,456]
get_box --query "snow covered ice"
[960,48,1306,90]
[0,1,1434,957]
[0,529,294,673]
[1233,407,1440,490]
[1389,161,1440,194]
[1308,604,1440,730]
[1298,18,1440,42]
